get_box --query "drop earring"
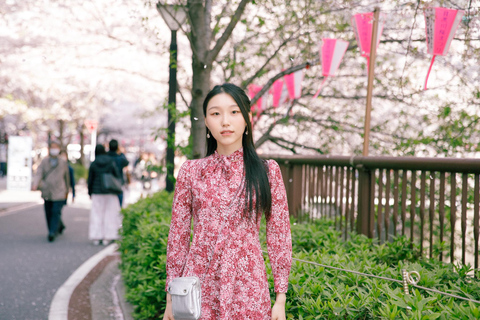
[245,129,248,135]
[206,130,211,138]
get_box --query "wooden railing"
[264,154,480,271]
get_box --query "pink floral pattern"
[166,148,292,319]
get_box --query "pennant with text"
[423,7,464,90]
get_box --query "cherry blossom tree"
[1,0,479,162]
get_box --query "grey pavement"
[0,176,147,320]
[90,258,133,320]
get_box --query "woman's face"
[205,93,248,156]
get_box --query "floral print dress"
[165,149,292,319]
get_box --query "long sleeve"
[33,159,46,189]
[118,153,129,168]
[64,162,70,196]
[165,160,193,291]
[266,160,292,293]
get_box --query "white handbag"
[168,276,202,320]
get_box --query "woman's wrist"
[275,292,286,304]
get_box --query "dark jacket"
[107,151,129,185]
[87,154,121,196]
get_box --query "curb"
[49,243,119,320]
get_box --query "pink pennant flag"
[284,70,303,100]
[313,38,349,99]
[351,12,385,71]
[423,7,464,90]
[248,84,268,113]
[271,79,285,108]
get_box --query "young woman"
[164,83,292,320]
[87,144,122,245]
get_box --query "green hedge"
[71,162,88,183]
[119,191,480,320]
[118,192,173,319]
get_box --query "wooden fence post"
[357,166,374,237]
[282,162,302,217]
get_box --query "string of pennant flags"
[248,7,465,121]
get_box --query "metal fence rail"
[263,155,480,272]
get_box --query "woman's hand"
[271,292,286,320]
[163,293,175,320]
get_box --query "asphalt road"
[0,204,104,320]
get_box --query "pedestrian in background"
[87,144,122,245]
[57,150,76,235]
[107,139,129,207]
[0,142,7,177]
[33,141,70,242]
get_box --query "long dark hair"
[203,83,272,220]
[95,144,106,157]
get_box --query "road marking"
[0,201,43,217]
[48,243,118,320]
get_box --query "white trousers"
[89,194,121,240]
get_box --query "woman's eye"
[211,112,219,116]
[232,110,240,114]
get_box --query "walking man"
[33,141,70,242]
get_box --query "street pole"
[363,7,380,157]
[358,7,380,238]
[166,29,177,192]
[156,2,186,192]
[90,130,97,162]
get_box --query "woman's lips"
[220,130,233,136]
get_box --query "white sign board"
[7,136,33,191]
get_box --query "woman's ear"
[248,112,253,123]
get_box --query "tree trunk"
[188,0,210,159]
[79,124,85,166]
[58,120,64,149]
[187,0,249,159]
[190,59,211,159]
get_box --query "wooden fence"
[264,155,480,271]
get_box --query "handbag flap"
[168,277,200,296]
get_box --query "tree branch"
[254,99,297,148]
[254,120,277,149]
[78,65,166,84]
[204,0,212,45]
[270,136,325,154]
[206,0,250,65]
[250,61,318,107]
[241,34,300,89]
[176,79,190,109]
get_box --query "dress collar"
[212,148,244,163]
[200,148,243,179]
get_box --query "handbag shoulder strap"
[41,164,57,182]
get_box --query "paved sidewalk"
[0,176,152,320]
[0,176,43,213]
[52,244,135,320]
